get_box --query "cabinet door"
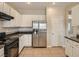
[3,3,10,15]
[72,5,79,26]
[19,36,23,53]
[21,15,45,27]
[27,35,32,47]
[21,34,32,47]
[21,15,32,27]
[9,8,21,27]
[23,35,29,47]
[3,7,21,27]
[72,45,79,57]
[14,11,21,27]
[3,6,16,27]
[72,41,79,57]
[0,2,4,12]
[10,8,17,26]
[65,39,73,57]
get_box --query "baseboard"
[52,46,64,48]
[24,46,32,48]
[32,47,46,48]
[47,46,64,48]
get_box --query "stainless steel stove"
[0,32,19,57]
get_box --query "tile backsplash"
[66,25,79,37]
[72,26,79,36]
[0,21,19,33]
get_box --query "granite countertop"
[6,31,33,36]
[0,45,4,49]
[65,36,79,43]
[0,31,33,46]
[5,30,34,39]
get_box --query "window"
[67,10,73,34]
[67,19,73,34]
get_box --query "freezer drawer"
[32,34,39,47]
[38,32,47,47]
[32,32,47,48]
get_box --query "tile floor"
[19,47,65,57]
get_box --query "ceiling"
[7,2,79,15]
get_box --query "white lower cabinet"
[65,39,73,56]
[65,38,79,57]
[0,47,4,57]
[72,45,79,57]
[23,35,32,47]
[19,35,24,53]
[72,41,79,57]
[19,34,32,53]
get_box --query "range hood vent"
[0,12,14,21]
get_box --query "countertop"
[7,31,33,35]
[0,31,33,39]
[65,36,79,43]
[6,31,33,38]
[0,31,33,45]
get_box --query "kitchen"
[0,2,79,57]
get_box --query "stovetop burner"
[0,37,18,46]
[4,39,12,44]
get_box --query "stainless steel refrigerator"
[32,21,47,48]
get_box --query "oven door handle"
[7,41,18,48]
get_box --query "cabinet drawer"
[72,41,79,47]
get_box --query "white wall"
[46,7,65,47]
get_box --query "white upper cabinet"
[2,3,22,27]
[0,3,11,15]
[20,15,45,27]
[10,8,21,27]
[71,4,79,26]
[0,2,4,12]
[1,2,45,27]
[3,3,11,15]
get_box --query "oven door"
[5,40,19,57]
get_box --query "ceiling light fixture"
[27,2,31,5]
[52,2,56,5]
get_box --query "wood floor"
[19,47,65,57]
